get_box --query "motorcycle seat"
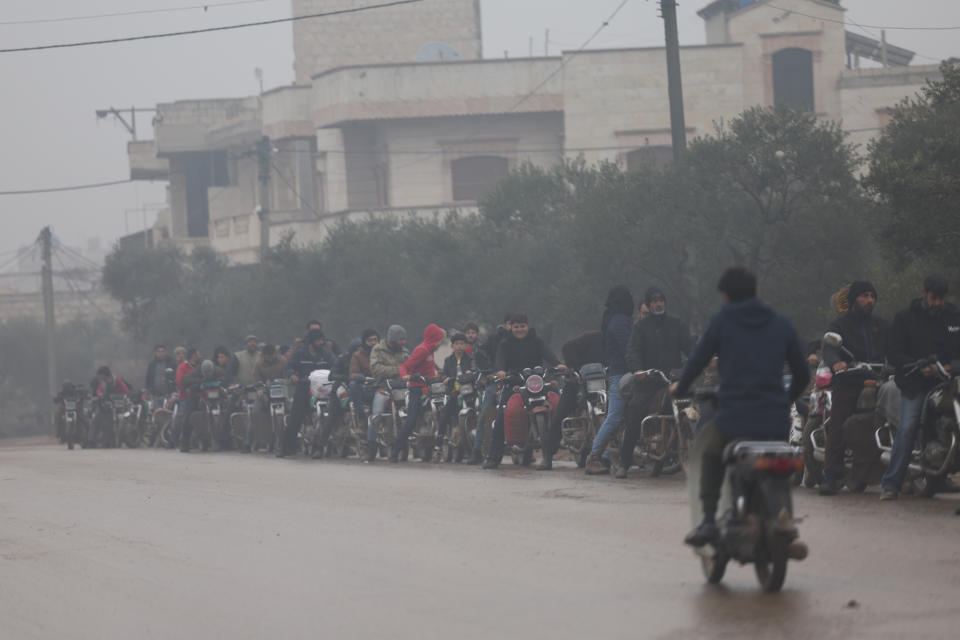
[724,440,795,465]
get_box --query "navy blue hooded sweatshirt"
[676,298,810,439]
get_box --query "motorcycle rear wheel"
[701,552,728,585]
[801,416,824,488]
[754,536,789,593]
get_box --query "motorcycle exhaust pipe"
[788,541,809,561]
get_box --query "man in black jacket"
[484,314,563,469]
[468,314,514,464]
[440,334,476,445]
[819,281,889,495]
[880,275,960,500]
[281,328,335,458]
[618,287,694,475]
[145,345,176,399]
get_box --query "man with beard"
[616,286,694,477]
[231,335,260,387]
[819,281,889,496]
[881,275,960,500]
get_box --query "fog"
[0,0,958,257]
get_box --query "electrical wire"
[843,13,944,65]
[53,249,111,317]
[0,179,135,196]
[269,161,330,231]
[0,0,273,27]
[765,2,960,31]
[388,0,632,176]
[0,0,422,54]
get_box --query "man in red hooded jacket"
[394,323,445,462]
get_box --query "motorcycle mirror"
[823,332,843,348]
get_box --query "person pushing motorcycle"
[671,267,809,547]
[819,281,889,496]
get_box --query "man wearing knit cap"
[619,286,694,475]
[367,325,410,462]
[820,281,889,495]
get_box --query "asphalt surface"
[2,442,960,639]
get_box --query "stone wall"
[293,0,482,84]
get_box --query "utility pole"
[257,136,271,264]
[660,0,687,163]
[39,227,57,405]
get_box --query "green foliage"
[102,243,183,343]
[865,61,960,277]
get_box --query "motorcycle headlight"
[269,385,286,400]
[459,383,474,396]
[525,375,544,394]
[391,389,407,402]
[585,378,606,394]
[430,382,447,395]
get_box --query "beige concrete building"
[127,0,947,264]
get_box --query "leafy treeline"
[103,95,957,355]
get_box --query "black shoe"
[467,450,483,465]
[819,478,842,496]
[536,455,552,471]
[365,442,377,464]
[240,445,251,453]
[388,451,399,463]
[399,450,408,462]
[482,458,499,470]
[684,521,719,548]
[614,464,628,480]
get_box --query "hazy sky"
[1,0,958,260]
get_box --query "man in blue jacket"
[672,267,810,547]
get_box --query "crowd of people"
[72,266,960,537]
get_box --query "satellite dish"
[415,42,463,62]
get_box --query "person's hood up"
[722,298,775,328]
[347,338,362,355]
[422,323,445,349]
[387,325,406,344]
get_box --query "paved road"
[2,444,959,639]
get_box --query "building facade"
[127,0,946,264]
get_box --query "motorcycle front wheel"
[701,552,728,585]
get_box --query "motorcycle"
[369,379,405,458]
[411,376,445,462]
[89,393,125,448]
[192,380,226,452]
[230,384,271,451]
[559,363,608,468]
[322,375,358,459]
[60,390,88,450]
[876,357,960,497]
[117,389,149,449]
[618,369,692,476]
[302,369,335,458]
[346,377,378,460]
[804,332,887,491]
[442,371,484,463]
[689,388,808,592]
[500,366,561,467]
[268,378,290,455]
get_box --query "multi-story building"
[127,0,946,264]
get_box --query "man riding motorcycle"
[394,323,445,462]
[819,281,889,495]
[281,328,334,457]
[468,314,514,465]
[672,267,809,547]
[367,325,410,463]
[880,274,960,500]
[484,313,564,470]
[231,335,260,387]
[348,329,380,442]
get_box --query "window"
[211,150,231,187]
[773,48,815,112]
[626,146,673,171]
[451,155,509,202]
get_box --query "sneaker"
[585,454,609,476]
[879,488,898,501]
[467,449,483,465]
[684,521,719,547]
[614,464,628,480]
[482,458,499,470]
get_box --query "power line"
[0,0,272,27]
[388,0,632,176]
[269,160,330,231]
[0,179,135,196]
[53,249,111,317]
[0,0,423,54]
[765,2,960,32]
